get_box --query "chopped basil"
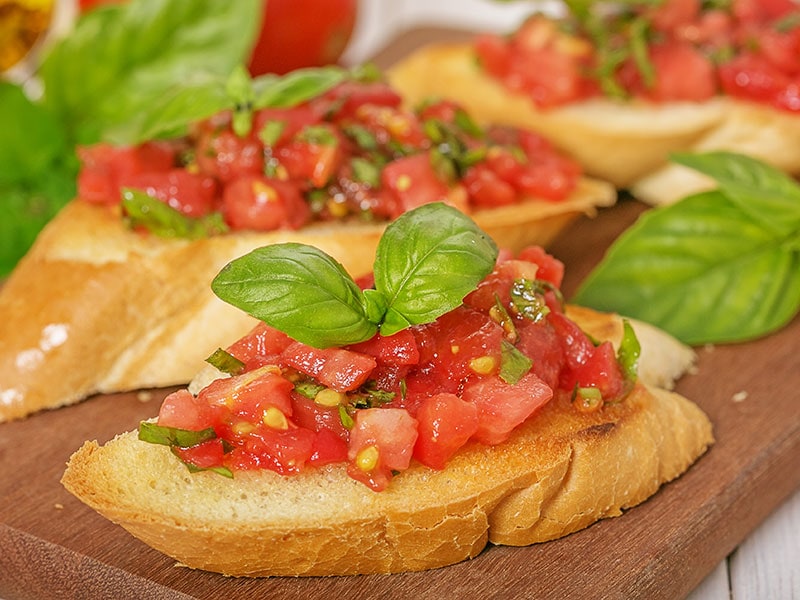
[499,340,533,385]
[205,348,245,375]
[294,380,326,400]
[509,279,552,323]
[258,119,286,147]
[617,319,641,382]
[138,421,217,448]
[338,404,354,429]
[122,188,228,239]
[350,157,381,187]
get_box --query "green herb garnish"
[211,202,499,348]
[205,348,246,375]
[138,421,217,448]
[122,189,229,239]
[573,152,800,344]
[499,340,533,385]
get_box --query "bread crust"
[61,380,712,577]
[0,180,614,422]
[386,43,800,205]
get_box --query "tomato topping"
[463,373,553,445]
[474,1,800,111]
[280,342,377,392]
[347,408,418,491]
[77,79,582,234]
[413,393,479,470]
[152,246,632,490]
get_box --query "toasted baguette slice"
[61,306,711,577]
[386,43,800,205]
[62,381,712,577]
[0,178,614,422]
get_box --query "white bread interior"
[0,178,614,422]
[386,43,800,205]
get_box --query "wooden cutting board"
[2,28,799,600]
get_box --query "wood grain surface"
[1,198,798,600]
[2,27,799,600]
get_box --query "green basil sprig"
[573,152,800,345]
[122,189,228,239]
[211,203,499,348]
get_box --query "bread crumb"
[137,391,153,403]
[54,503,63,510]
[731,391,748,403]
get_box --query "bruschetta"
[62,203,712,577]
[0,76,615,422]
[386,0,800,205]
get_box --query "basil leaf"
[373,203,499,336]
[138,421,217,448]
[122,189,228,239]
[252,66,347,109]
[671,151,800,236]
[499,340,533,385]
[39,0,261,145]
[573,190,800,344]
[211,243,378,348]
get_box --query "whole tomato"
[247,0,358,75]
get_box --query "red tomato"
[77,142,176,205]
[158,389,215,431]
[280,342,377,392]
[174,439,226,470]
[310,81,403,122]
[247,0,357,75]
[517,246,565,288]
[562,341,626,402]
[235,426,316,475]
[413,393,479,470]
[253,106,321,147]
[347,408,418,491]
[309,428,349,465]
[274,124,344,187]
[463,163,518,208]
[222,175,311,231]
[225,322,295,370]
[195,129,265,184]
[123,169,218,217]
[379,153,457,219]
[290,394,350,441]
[462,373,553,445]
[197,368,294,418]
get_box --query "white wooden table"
[346,2,800,597]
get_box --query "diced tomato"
[123,169,218,217]
[413,393,478,470]
[253,105,322,147]
[409,307,505,395]
[379,153,454,219]
[465,257,540,311]
[309,428,349,465]
[77,142,176,204]
[516,246,564,287]
[195,129,265,184]
[197,367,293,418]
[290,394,350,441]
[347,329,420,366]
[174,439,226,470]
[560,341,626,402]
[463,163,518,208]
[280,342,377,392]
[349,104,429,149]
[463,372,553,445]
[157,389,215,431]
[311,81,403,121]
[618,40,717,103]
[515,319,563,390]
[235,426,316,475]
[275,124,344,187]
[647,0,701,32]
[548,311,596,372]
[222,175,311,231]
[225,322,295,370]
[346,408,418,491]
